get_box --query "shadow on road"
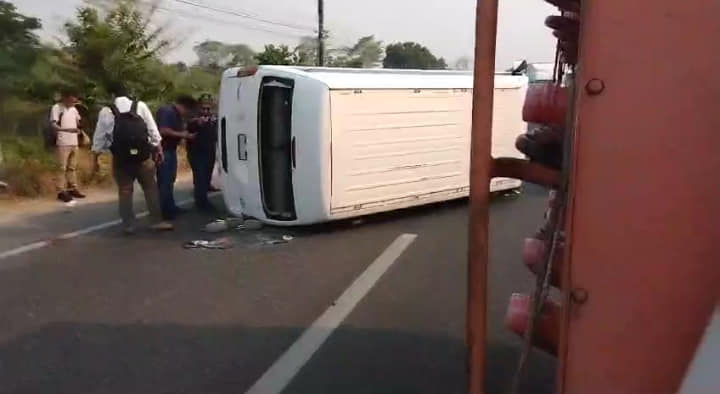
[0,322,554,394]
[0,323,467,394]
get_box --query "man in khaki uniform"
[51,90,86,202]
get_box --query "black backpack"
[109,101,152,165]
[43,107,62,150]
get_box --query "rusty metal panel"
[467,0,499,392]
[560,1,720,393]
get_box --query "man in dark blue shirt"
[156,95,197,220]
[187,95,218,212]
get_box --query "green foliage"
[345,35,383,68]
[293,36,318,66]
[255,35,383,68]
[454,56,472,70]
[0,1,59,136]
[0,1,42,96]
[383,42,447,70]
[63,1,172,101]
[0,136,56,196]
[0,0,218,197]
[194,40,256,69]
[255,44,295,65]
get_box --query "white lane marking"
[245,233,418,394]
[679,306,720,394]
[0,193,217,261]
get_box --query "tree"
[293,36,317,66]
[324,35,383,68]
[454,56,472,70]
[345,35,383,68]
[193,40,256,69]
[193,40,229,68]
[228,44,256,67]
[0,1,65,136]
[63,0,171,101]
[383,42,447,70]
[255,44,295,65]
[0,1,42,97]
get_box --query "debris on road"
[257,234,294,246]
[183,237,234,250]
[203,217,263,233]
[262,238,288,245]
[503,188,523,198]
[203,217,243,233]
[204,219,229,233]
[238,219,263,231]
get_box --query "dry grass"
[0,137,190,199]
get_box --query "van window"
[257,77,296,221]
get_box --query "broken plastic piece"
[183,237,234,250]
[238,219,263,231]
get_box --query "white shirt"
[51,103,82,147]
[92,97,162,154]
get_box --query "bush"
[0,136,112,197]
[0,137,56,196]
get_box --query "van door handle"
[291,137,297,169]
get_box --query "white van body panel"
[219,66,527,226]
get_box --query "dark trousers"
[113,158,162,227]
[189,149,215,208]
[156,147,178,218]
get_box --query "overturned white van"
[218,66,527,226]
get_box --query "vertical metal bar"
[467,0,498,393]
[317,0,325,66]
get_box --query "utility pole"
[317,0,325,66]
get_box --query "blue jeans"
[156,147,178,218]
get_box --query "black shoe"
[69,189,86,199]
[57,191,73,203]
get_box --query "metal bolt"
[570,288,589,304]
[585,79,605,95]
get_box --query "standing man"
[51,89,86,203]
[156,95,197,220]
[187,94,218,212]
[91,85,173,234]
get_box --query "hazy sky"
[13,0,557,69]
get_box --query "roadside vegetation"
[0,0,466,199]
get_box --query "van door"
[257,77,297,221]
[218,76,251,217]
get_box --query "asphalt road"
[0,185,555,394]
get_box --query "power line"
[168,0,316,33]
[155,5,307,38]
